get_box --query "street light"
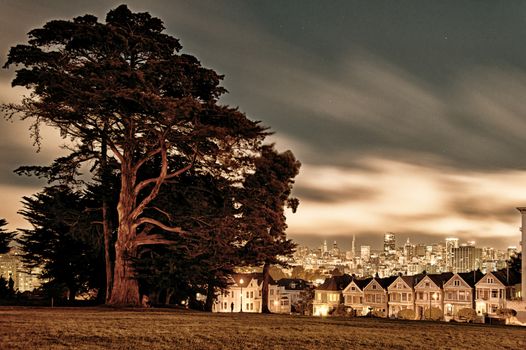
[428,291,438,320]
[240,278,244,312]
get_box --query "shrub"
[371,309,385,318]
[423,307,442,321]
[496,308,517,318]
[456,308,477,323]
[397,309,416,320]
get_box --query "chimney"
[516,208,526,301]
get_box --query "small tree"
[0,218,15,254]
[239,145,300,313]
[18,186,104,302]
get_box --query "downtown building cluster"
[292,233,516,281]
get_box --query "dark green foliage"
[134,166,244,307]
[238,145,301,313]
[0,218,15,254]
[17,186,105,301]
[508,252,521,274]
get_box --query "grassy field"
[0,307,524,349]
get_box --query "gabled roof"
[493,269,521,286]
[377,276,398,289]
[415,273,454,289]
[277,278,311,290]
[355,277,373,290]
[317,274,352,291]
[232,273,277,288]
[388,274,425,290]
[457,270,484,287]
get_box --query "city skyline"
[2,2,526,249]
[293,234,519,254]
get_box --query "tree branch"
[108,140,124,164]
[148,206,173,222]
[133,151,197,196]
[133,146,162,174]
[133,217,184,234]
[131,139,168,220]
[133,233,175,247]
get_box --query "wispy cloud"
[288,158,525,247]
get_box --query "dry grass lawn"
[0,307,524,349]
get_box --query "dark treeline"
[2,5,300,308]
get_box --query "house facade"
[362,276,396,317]
[313,274,352,316]
[442,272,482,321]
[414,273,452,320]
[387,276,418,317]
[475,270,520,317]
[342,278,370,316]
[213,273,282,313]
[276,278,312,314]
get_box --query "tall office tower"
[351,234,356,259]
[331,240,340,257]
[445,237,459,271]
[451,245,482,273]
[322,240,328,255]
[384,232,396,256]
[361,245,371,263]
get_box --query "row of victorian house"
[313,268,522,322]
[212,269,522,323]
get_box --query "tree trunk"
[204,279,215,312]
[101,125,113,303]
[68,286,77,303]
[108,162,140,306]
[165,288,174,305]
[102,202,113,303]
[261,261,271,314]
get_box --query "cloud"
[286,158,525,249]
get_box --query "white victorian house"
[213,273,282,313]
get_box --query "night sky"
[2,1,526,250]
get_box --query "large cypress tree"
[4,5,266,305]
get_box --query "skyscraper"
[361,245,371,263]
[452,245,482,273]
[445,237,459,271]
[384,232,396,256]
